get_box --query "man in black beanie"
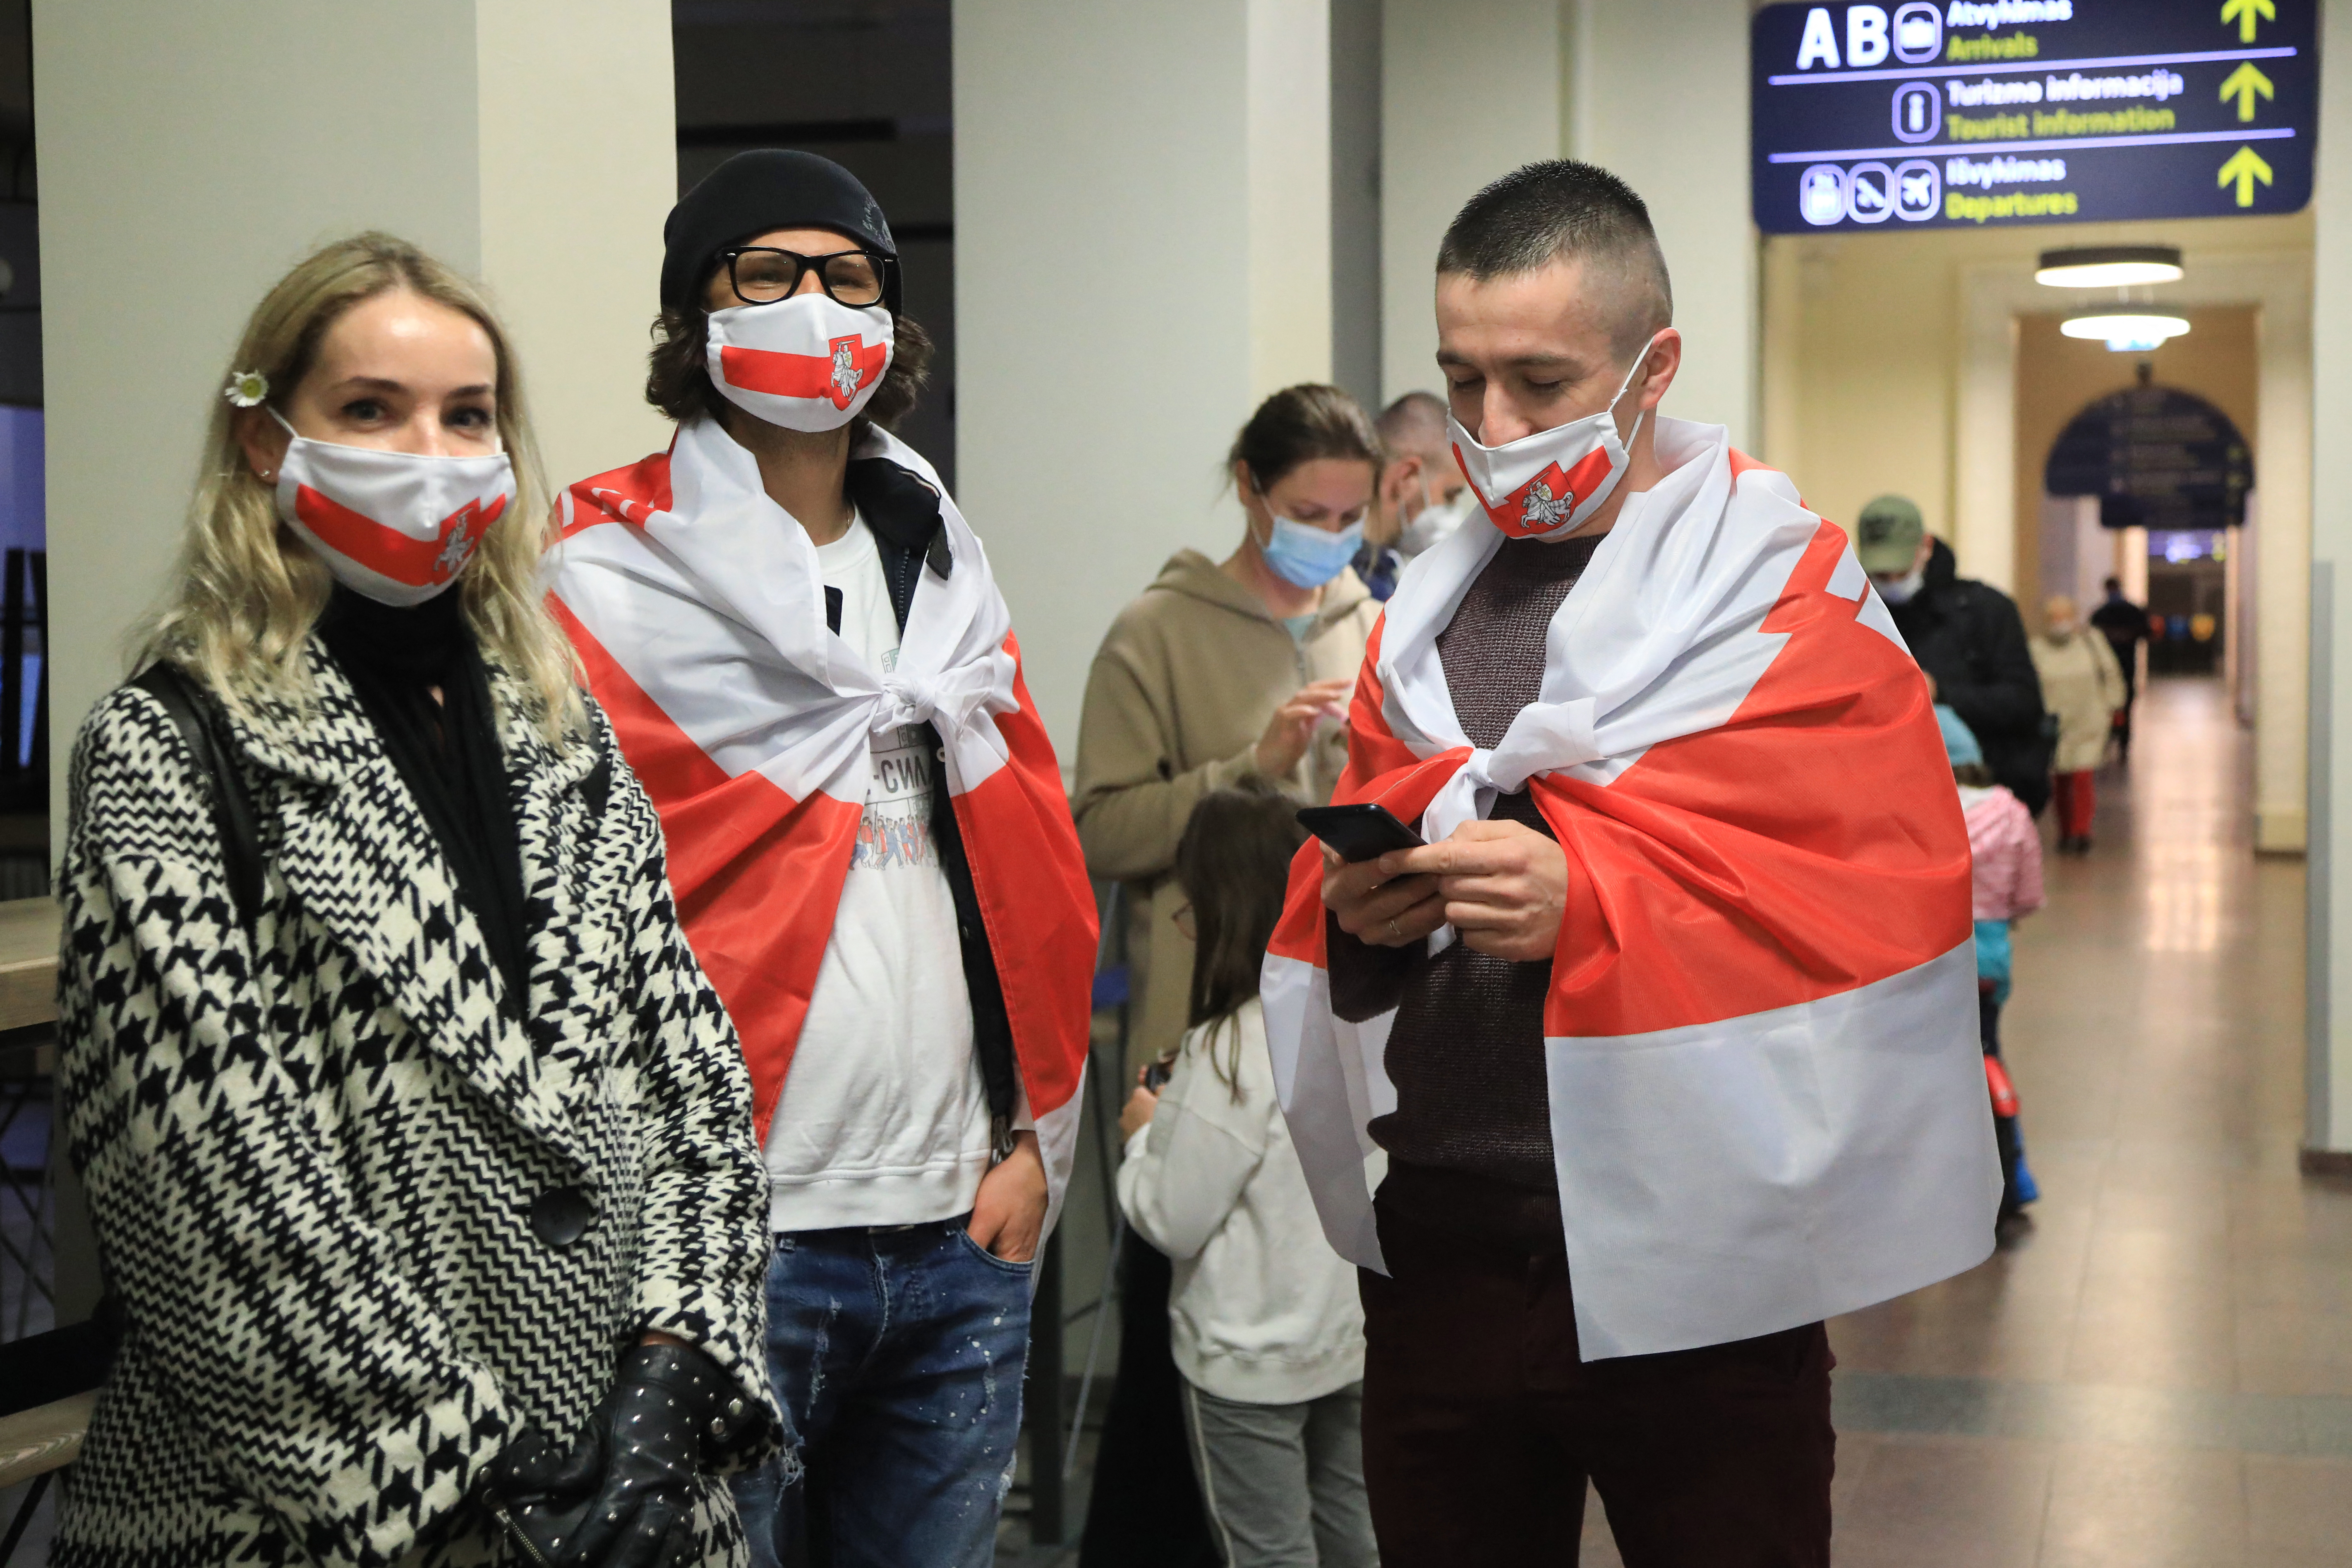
[544,149,1098,1568]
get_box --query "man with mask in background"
[544,150,1097,1568]
[1856,494,2049,814]
[1263,161,1999,1564]
[1352,390,1476,601]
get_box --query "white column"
[1759,238,1806,480]
[2256,283,2315,854]
[955,0,1331,749]
[36,0,676,822]
[1378,0,1565,404]
[2304,0,2352,1158]
[473,3,681,491]
[1251,0,1333,403]
[1953,269,2022,595]
[1566,0,1757,449]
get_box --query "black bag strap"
[131,662,263,930]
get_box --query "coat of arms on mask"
[829,338,862,407]
[1521,476,1575,532]
[431,493,506,579]
[435,526,475,580]
[1507,462,1580,536]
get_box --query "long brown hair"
[1175,780,1309,1094]
[138,232,578,738]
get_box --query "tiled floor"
[1573,676,2352,1566]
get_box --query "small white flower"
[223,369,269,408]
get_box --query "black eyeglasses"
[718,246,892,309]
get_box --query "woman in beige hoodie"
[2029,592,2127,854]
[1074,384,1385,1074]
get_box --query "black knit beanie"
[660,149,899,315]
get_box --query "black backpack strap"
[131,663,263,930]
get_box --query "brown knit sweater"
[1331,532,1602,1189]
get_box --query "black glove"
[515,1340,749,1568]
[481,1425,600,1567]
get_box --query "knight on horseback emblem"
[433,513,479,580]
[829,339,861,406]
[1520,476,1575,533]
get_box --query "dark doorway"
[671,0,955,487]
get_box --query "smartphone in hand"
[1295,803,1426,863]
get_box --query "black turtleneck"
[317,587,530,1017]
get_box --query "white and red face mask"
[272,410,515,607]
[705,294,894,432]
[1449,332,1662,542]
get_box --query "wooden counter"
[0,894,55,1035]
[0,1392,94,1490]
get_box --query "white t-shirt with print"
[761,513,1001,1231]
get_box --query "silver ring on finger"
[1386,917,1403,942]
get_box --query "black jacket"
[1887,539,2050,813]
[2089,595,2149,669]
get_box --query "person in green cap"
[1857,494,2050,815]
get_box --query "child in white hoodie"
[1117,782,1378,1568]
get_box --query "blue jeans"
[732,1215,1033,1568]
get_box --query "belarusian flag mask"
[1448,332,1661,542]
[704,294,894,432]
[271,410,515,607]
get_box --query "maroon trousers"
[1359,1163,1835,1567]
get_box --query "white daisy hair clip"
[223,369,269,408]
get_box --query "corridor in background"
[1590,678,2346,1566]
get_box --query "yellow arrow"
[2219,60,2274,120]
[2221,0,2275,43]
[2218,144,2274,205]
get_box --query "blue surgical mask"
[1257,512,1365,589]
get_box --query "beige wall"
[1377,0,1757,437]
[1378,0,1565,403]
[1249,0,1334,401]
[36,0,676,835]
[474,4,680,492]
[1568,0,1757,446]
[1763,213,2311,558]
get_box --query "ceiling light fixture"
[2060,310,2191,353]
[2035,245,2185,288]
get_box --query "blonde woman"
[54,234,776,1568]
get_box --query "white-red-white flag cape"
[1262,418,2000,1360]
[544,418,1097,1238]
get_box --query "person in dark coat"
[2088,575,2151,758]
[1856,495,2050,815]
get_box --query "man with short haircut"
[1353,391,1474,600]
[1263,161,1997,1563]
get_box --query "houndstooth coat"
[53,647,779,1568]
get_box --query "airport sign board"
[2045,385,2252,531]
[1751,1,2316,233]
